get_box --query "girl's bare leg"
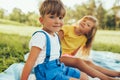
[60,56,119,80]
[84,60,120,77]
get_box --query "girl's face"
[40,14,64,35]
[77,19,95,34]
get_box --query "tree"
[9,8,22,22]
[72,0,97,21]
[96,3,106,29]
[64,7,75,24]
[26,12,40,27]
[0,8,4,19]
[105,14,116,30]
[87,0,96,15]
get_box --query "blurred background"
[0,0,120,72]
[0,0,120,29]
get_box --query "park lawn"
[0,24,120,53]
[93,30,120,53]
[0,24,120,72]
[95,30,120,46]
[0,24,40,36]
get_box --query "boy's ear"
[39,17,43,24]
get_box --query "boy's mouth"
[53,25,61,28]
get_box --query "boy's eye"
[49,15,55,18]
[59,16,63,19]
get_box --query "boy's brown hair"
[39,0,66,17]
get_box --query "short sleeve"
[81,37,87,47]
[61,25,69,35]
[29,32,46,50]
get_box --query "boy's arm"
[21,46,41,80]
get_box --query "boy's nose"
[55,18,60,23]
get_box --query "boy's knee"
[80,72,88,80]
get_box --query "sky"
[0,0,116,14]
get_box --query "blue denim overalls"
[33,30,80,80]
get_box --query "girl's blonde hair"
[80,15,98,58]
[39,0,66,17]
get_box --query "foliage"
[64,7,75,24]
[9,8,22,22]
[93,42,120,53]
[0,33,30,72]
[26,12,40,27]
[0,0,120,29]
[96,3,106,29]
[0,8,4,19]
[0,8,41,27]
[105,14,116,30]
[0,19,26,26]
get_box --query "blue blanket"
[0,50,120,80]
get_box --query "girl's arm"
[71,47,80,56]
[21,46,41,80]
[58,30,64,40]
[58,30,80,56]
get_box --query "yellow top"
[61,25,87,55]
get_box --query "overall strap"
[32,30,51,62]
[32,30,62,62]
[56,33,62,58]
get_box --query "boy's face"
[77,19,95,34]
[40,14,64,34]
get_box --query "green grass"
[0,24,40,72]
[0,24,120,53]
[0,24,120,72]
[0,24,40,36]
[0,33,30,72]
[0,19,26,26]
[95,30,120,45]
[93,30,120,53]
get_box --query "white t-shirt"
[29,30,61,67]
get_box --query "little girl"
[59,15,120,80]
